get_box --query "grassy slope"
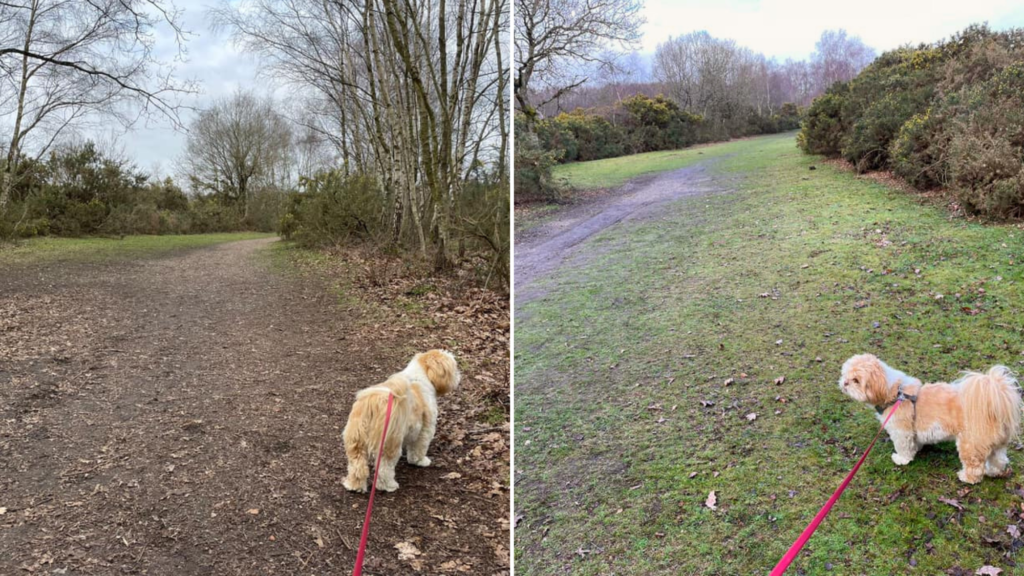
[0,232,274,265]
[552,146,720,190]
[515,133,1024,574]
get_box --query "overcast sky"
[111,0,1024,177]
[640,0,1024,59]
[103,0,259,177]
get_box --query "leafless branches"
[514,0,644,117]
[0,0,196,211]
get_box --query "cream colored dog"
[342,349,460,493]
[839,354,1021,484]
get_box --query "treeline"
[516,29,874,201]
[516,94,801,200]
[799,25,1024,219]
[0,142,279,238]
[214,0,509,283]
[1,0,510,288]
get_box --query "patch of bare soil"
[514,161,733,308]
[0,238,509,575]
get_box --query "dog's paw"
[957,469,981,484]
[891,453,912,466]
[343,479,367,493]
[985,465,1012,478]
[376,479,399,492]
[409,456,431,467]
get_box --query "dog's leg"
[890,430,918,465]
[375,437,403,492]
[342,442,369,493]
[956,439,986,484]
[406,421,436,467]
[984,446,1011,477]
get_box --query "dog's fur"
[342,349,461,492]
[839,354,1021,483]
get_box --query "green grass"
[515,133,1024,575]
[551,136,785,190]
[0,232,274,266]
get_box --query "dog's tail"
[354,384,408,448]
[960,365,1022,450]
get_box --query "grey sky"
[640,0,1024,60]
[108,0,1024,177]
[99,0,261,177]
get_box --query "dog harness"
[875,384,919,435]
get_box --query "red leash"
[352,392,395,576]
[770,399,902,575]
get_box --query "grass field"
[515,133,1024,574]
[550,136,782,190]
[0,232,275,265]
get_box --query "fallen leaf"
[1008,525,1021,539]
[688,472,698,479]
[723,378,734,386]
[441,472,462,480]
[746,413,757,421]
[939,497,964,511]
[774,376,785,385]
[705,491,717,510]
[393,537,421,561]
[976,566,1002,576]
[0,507,6,515]
[247,508,260,515]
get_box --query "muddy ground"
[0,238,509,575]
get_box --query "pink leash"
[352,392,395,576]
[770,399,902,575]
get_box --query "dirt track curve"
[0,238,508,575]
[515,161,732,306]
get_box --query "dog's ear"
[858,355,891,406]
[418,350,460,396]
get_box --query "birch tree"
[213,0,507,268]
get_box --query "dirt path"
[0,239,508,575]
[514,161,732,306]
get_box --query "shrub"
[798,89,847,155]
[889,108,949,188]
[514,116,561,202]
[280,171,384,248]
[799,24,1024,219]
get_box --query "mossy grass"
[515,133,1024,574]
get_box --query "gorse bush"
[0,141,284,239]
[525,94,802,174]
[280,171,385,247]
[515,116,561,202]
[281,170,510,288]
[799,24,1024,218]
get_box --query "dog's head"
[416,349,461,396]
[839,353,892,405]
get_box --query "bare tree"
[514,0,645,120]
[0,0,194,214]
[179,91,292,216]
[811,29,875,90]
[213,0,507,268]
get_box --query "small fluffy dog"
[342,349,461,493]
[839,354,1021,484]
